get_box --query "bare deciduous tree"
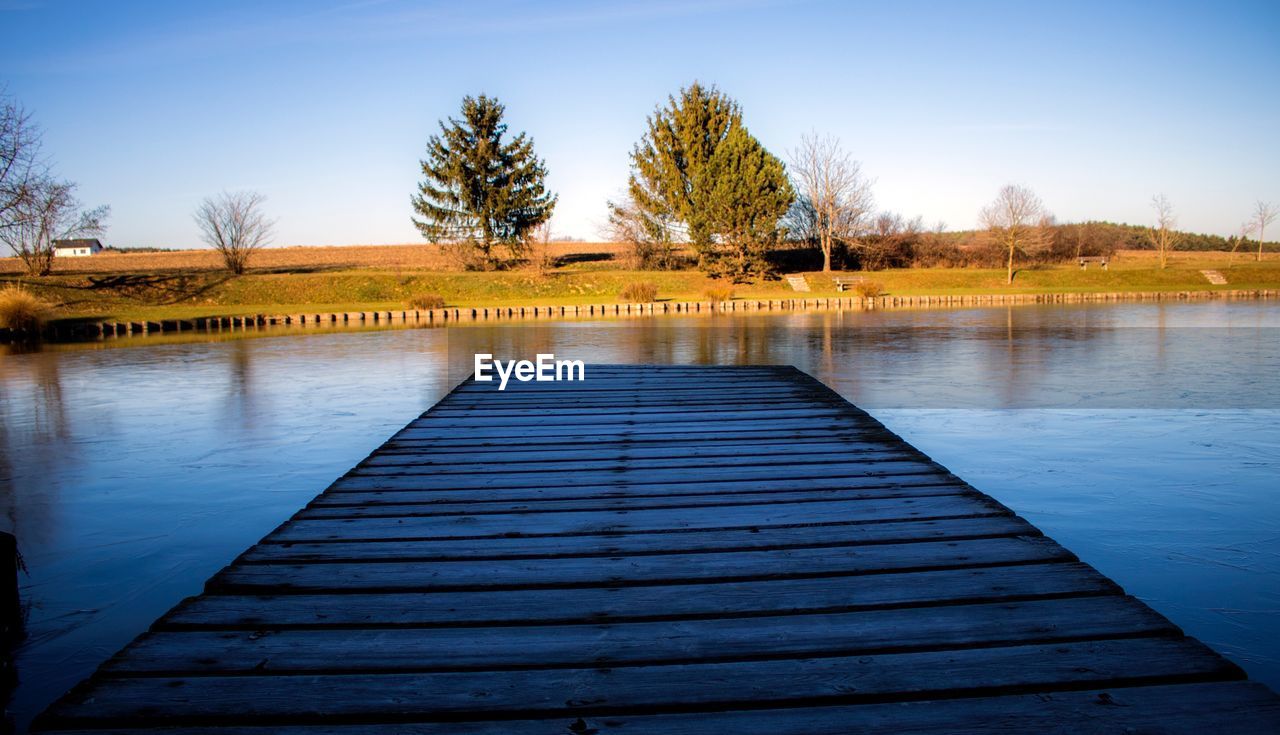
[1253,201,1277,262]
[980,184,1049,284]
[194,191,274,275]
[0,178,108,276]
[1,88,47,225]
[781,194,819,247]
[1147,194,1179,269]
[859,211,922,270]
[526,219,555,276]
[910,220,960,268]
[788,133,874,272]
[606,194,680,270]
[1227,221,1253,267]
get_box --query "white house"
[52,238,104,257]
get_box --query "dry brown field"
[0,242,635,274]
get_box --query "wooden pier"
[35,365,1280,732]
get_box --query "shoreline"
[8,287,1277,345]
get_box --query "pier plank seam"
[33,365,1280,733]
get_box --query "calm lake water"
[1,301,1278,731]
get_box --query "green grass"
[6,257,1279,324]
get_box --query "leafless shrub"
[703,283,734,302]
[606,196,680,270]
[0,178,108,276]
[853,280,885,298]
[407,293,446,309]
[525,220,556,275]
[193,191,274,275]
[858,212,922,270]
[619,281,658,303]
[1147,194,1179,270]
[1252,201,1277,262]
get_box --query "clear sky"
[2,0,1277,248]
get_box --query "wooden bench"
[1079,256,1108,270]
[834,276,866,292]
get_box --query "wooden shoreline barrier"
[19,287,1280,342]
[33,365,1280,732]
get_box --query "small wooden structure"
[833,275,866,291]
[33,366,1280,732]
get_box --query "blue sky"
[2,0,1277,247]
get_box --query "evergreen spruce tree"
[412,95,556,269]
[696,125,794,279]
[627,83,792,279]
[629,82,739,251]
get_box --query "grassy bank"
[2,246,1278,324]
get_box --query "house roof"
[52,238,103,248]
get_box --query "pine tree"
[627,83,792,279]
[696,126,794,280]
[628,83,741,250]
[412,95,556,269]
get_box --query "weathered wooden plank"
[40,682,1280,734]
[330,468,952,491]
[461,367,797,376]
[244,515,1039,562]
[386,427,890,449]
[454,371,804,384]
[454,379,814,390]
[109,596,1176,675]
[425,398,844,416]
[312,478,967,507]
[268,494,1004,541]
[163,562,1119,629]
[213,537,1072,592]
[300,485,967,518]
[456,379,795,388]
[365,441,909,465]
[400,406,859,429]
[438,391,826,409]
[303,485,971,517]
[358,449,919,475]
[394,417,879,440]
[404,412,875,430]
[448,381,823,395]
[38,638,1241,726]
[373,437,897,460]
[355,453,928,477]
[342,460,946,486]
[449,372,811,384]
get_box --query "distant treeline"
[776,220,1280,272]
[103,246,177,253]
[1039,221,1277,254]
